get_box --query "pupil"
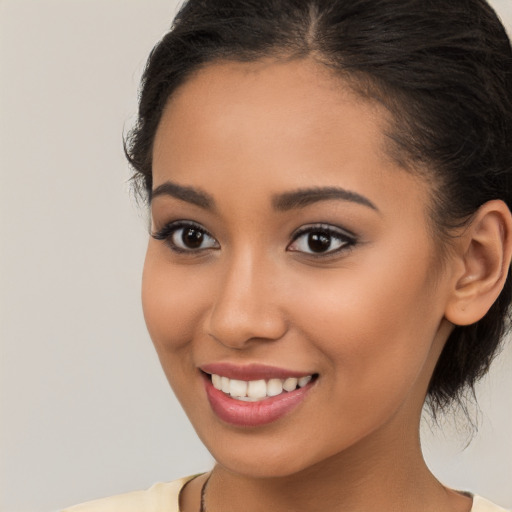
[182,228,204,248]
[308,232,331,252]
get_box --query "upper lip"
[200,362,315,381]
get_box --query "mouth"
[208,373,314,401]
[200,364,318,427]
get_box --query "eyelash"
[151,221,219,254]
[288,224,357,258]
[151,221,357,257]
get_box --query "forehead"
[154,59,391,163]
[152,58,429,215]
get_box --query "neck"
[202,417,471,512]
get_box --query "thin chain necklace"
[199,475,211,512]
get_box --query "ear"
[445,200,512,326]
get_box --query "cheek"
[141,244,210,356]
[291,243,443,402]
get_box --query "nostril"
[206,310,288,349]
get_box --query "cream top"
[62,475,510,512]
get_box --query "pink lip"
[201,371,316,428]
[200,362,313,381]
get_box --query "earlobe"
[445,200,512,326]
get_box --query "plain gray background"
[1,1,511,511]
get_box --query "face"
[143,59,455,478]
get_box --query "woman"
[65,0,512,510]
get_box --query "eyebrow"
[151,181,215,210]
[151,181,377,213]
[272,187,378,212]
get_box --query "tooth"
[283,377,298,392]
[229,379,248,398]
[267,378,284,397]
[247,379,267,399]
[298,376,312,387]
[236,396,260,402]
[212,374,222,390]
[221,376,230,394]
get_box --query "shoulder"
[61,475,198,512]
[472,495,511,512]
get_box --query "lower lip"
[203,374,315,427]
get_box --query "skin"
[142,59,510,512]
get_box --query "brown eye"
[152,221,219,253]
[307,232,332,253]
[181,227,205,249]
[170,225,218,251]
[287,224,356,256]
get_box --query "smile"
[201,365,318,427]
[210,374,313,401]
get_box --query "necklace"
[199,474,211,512]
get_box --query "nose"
[205,250,288,349]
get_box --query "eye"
[151,221,219,253]
[287,224,356,256]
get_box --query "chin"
[196,426,342,480]
[211,451,317,479]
